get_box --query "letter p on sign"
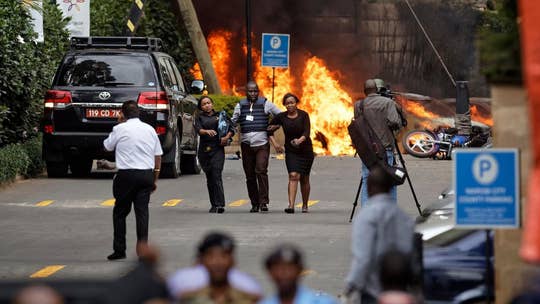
[473,154,499,185]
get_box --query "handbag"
[217,111,233,145]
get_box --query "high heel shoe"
[301,204,308,213]
[284,207,295,214]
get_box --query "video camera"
[374,78,395,99]
[373,78,407,128]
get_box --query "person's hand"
[152,182,157,193]
[291,138,303,147]
[205,130,217,137]
[220,137,229,146]
[267,125,280,132]
[275,145,285,153]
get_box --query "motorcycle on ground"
[402,125,492,160]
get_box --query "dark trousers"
[112,169,154,253]
[240,142,270,206]
[198,148,225,207]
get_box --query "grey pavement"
[0,155,451,297]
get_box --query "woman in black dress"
[194,96,234,213]
[268,93,315,213]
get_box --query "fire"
[251,48,291,107]
[471,105,493,126]
[302,57,355,155]
[206,30,233,93]
[190,62,203,80]
[199,29,493,155]
[401,99,438,120]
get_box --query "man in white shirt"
[103,100,163,260]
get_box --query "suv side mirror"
[190,80,206,94]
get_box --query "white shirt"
[167,265,263,299]
[103,118,163,170]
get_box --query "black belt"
[117,169,153,172]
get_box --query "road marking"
[162,199,183,207]
[300,269,317,277]
[35,200,54,207]
[229,199,247,207]
[101,199,115,206]
[30,265,65,278]
[295,200,319,208]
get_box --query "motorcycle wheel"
[402,130,438,158]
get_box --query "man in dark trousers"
[354,79,403,206]
[232,81,281,213]
[103,100,162,260]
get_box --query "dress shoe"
[284,207,294,214]
[209,207,217,213]
[260,204,269,212]
[107,252,126,260]
[249,206,259,213]
[217,207,225,214]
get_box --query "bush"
[0,1,69,147]
[194,94,241,118]
[0,144,30,184]
[21,135,44,177]
[0,135,44,184]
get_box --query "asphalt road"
[0,154,451,297]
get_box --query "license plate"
[85,108,121,118]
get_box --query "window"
[158,58,174,90]
[167,59,186,92]
[57,54,156,87]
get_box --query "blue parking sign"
[261,33,290,68]
[454,149,520,228]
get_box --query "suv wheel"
[46,161,68,178]
[180,136,201,175]
[160,133,181,178]
[70,158,93,177]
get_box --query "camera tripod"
[349,136,423,222]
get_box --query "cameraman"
[353,79,403,206]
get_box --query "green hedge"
[0,1,69,147]
[194,94,241,118]
[0,135,43,184]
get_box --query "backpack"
[348,100,407,185]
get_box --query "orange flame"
[471,105,493,126]
[252,48,291,107]
[302,57,355,155]
[207,30,233,93]
[190,62,203,80]
[201,29,493,155]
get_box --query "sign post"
[261,33,290,102]
[454,148,519,304]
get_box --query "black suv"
[42,36,203,178]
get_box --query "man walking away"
[103,100,162,260]
[231,81,281,213]
[344,166,415,304]
[354,79,403,206]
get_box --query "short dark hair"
[379,249,412,291]
[264,244,303,269]
[197,232,235,256]
[122,100,139,119]
[197,95,213,111]
[282,93,300,106]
